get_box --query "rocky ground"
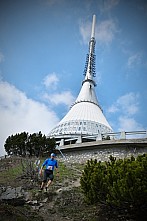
[0,156,146,221]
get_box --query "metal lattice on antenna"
[83,14,96,86]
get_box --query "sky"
[0,0,147,156]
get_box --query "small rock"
[42,198,48,203]
[56,188,63,193]
[26,200,38,205]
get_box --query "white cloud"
[0,80,59,156]
[117,93,139,115]
[79,19,118,45]
[108,92,139,116]
[43,72,59,89]
[127,52,142,68]
[79,20,91,45]
[43,91,75,107]
[118,116,144,131]
[96,19,118,45]
[108,92,144,132]
[107,104,119,113]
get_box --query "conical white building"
[49,15,113,146]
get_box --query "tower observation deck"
[49,15,113,146]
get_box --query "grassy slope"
[0,157,146,221]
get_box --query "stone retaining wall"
[57,146,147,164]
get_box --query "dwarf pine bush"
[80,153,147,209]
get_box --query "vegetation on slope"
[0,153,147,220]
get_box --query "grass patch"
[0,162,23,185]
[54,161,82,183]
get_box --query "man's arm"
[55,161,59,175]
[39,159,47,175]
[39,165,44,175]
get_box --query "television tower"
[49,15,113,146]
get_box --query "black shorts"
[43,169,54,182]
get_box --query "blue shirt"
[42,158,58,171]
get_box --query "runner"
[39,153,59,191]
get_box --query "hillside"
[0,155,146,221]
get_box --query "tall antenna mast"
[83,14,96,85]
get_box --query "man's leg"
[40,170,47,190]
[40,181,46,190]
[45,173,53,190]
[46,179,52,188]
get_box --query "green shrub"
[80,153,147,210]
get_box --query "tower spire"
[91,14,96,38]
[83,14,96,86]
[74,14,98,108]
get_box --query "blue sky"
[0,0,147,156]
